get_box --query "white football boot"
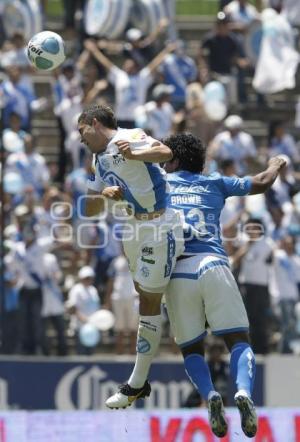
[207,391,228,438]
[234,390,258,438]
[106,381,151,409]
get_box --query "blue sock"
[230,342,256,397]
[184,353,215,401]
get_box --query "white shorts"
[123,208,184,293]
[165,255,249,347]
[112,298,138,331]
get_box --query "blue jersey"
[167,171,252,257]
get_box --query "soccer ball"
[27,31,65,71]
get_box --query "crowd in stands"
[0,0,300,362]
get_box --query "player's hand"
[268,156,287,171]
[116,140,135,160]
[102,186,124,201]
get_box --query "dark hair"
[78,104,118,129]
[163,133,206,173]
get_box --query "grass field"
[46,0,220,18]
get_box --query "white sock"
[128,314,162,388]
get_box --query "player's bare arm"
[249,156,287,194]
[116,140,173,162]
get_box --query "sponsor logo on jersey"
[112,154,125,166]
[142,246,153,256]
[88,173,96,182]
[100,157,110,170]
[141,266,150,278]
[170,184,210,194]
[130,129,146,141]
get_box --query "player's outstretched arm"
[249,156,287,195]
[116,140,173,163]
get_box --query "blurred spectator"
[2,112,26,155]
[84,39,174,128]
[67,266,100,355]
[224,0,260,34]
[267,156,300,216]
[123,20,168,66]
[65,154,93,218]
[62,0,86,37]
[106,254,139,354]
[41,253,68,356]
[200,12,249,103]
[0,65,47,130]
[0,32,32,71]
[53,59,83,106]
[8,223,54,354]
[268,121,300,165]
[160,40,197,110]
[233,218,273,354]
[219,159,245,227]
[5,133,50,199]
[136,84,175,139]
[90,219,122,296]
[1,255,20,354]
[184,81,218,145]
[208,115,257,175]
[270,235,300,353]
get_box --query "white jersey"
[87,128,169,214]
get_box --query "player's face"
[78,121,106,153]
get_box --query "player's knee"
[139,291,162,316]
[181,340,205,358]
[223,331,250,352]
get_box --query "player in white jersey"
[161,133,286,438]
[78,104,183,407]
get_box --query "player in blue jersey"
[162,133,286,438]
[78,104,183,408]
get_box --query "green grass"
[46,0,219,18]
[176,0,219,16]
[46,0,64,17]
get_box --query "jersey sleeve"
[126,129,152,151]
[221,176,252,197]
[108,66,124,85]
[86,157,105,192]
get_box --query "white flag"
[253,9,299,94]
[282,0,300,26]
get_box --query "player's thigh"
[165,277,206,347]
[112,299,126,331]
[122,237,139,276]
[202,265,249,335]
[135,230,182,293]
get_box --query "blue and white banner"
[0,357,264,410]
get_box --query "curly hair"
[78,104,118,129]
[163,133,206,173]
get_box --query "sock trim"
[231,342,250,354]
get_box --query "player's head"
[163,133,206,173]
[78,104,118,153]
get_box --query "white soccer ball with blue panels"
[27,31,66,71]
